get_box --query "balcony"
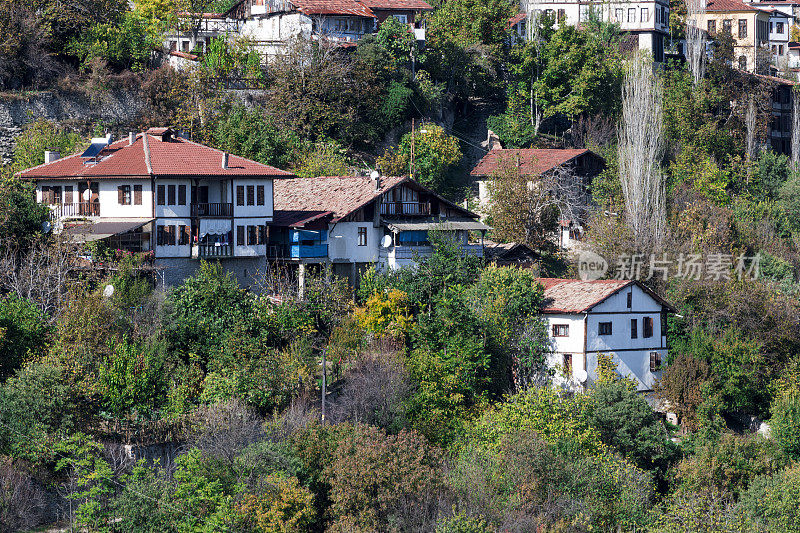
[196,243,232,258]
[290,243,328,258]
[50,202,100,219]
[191,203,233,217]
[380,202,431,217]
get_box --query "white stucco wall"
[155,217,192,258]
[232,179,274,220]
[327,222,381,263]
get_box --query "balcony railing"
[50,202,100,219]
[191,203,233,217]
[198,243,232,257]
[380,202,431,216]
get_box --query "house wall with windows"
[696,6,771,74]
[541,280,671,392]
[328,221,382,263]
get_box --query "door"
[199,186,209,204]
[78,182,100,216]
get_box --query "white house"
[15,127,293,286]
[538,278,674,392]
[270,175,489,286]
[511,0,671,61]
[228,0,432,58]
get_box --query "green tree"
[377,124,462,193]
[97,337,168,417]
[770,392,800,460]
[0,295,49,380]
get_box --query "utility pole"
[410,118,415,179]
[321,348,327,424]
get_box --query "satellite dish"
[370,170,380,179]
[102,284,115,298]
[41,221,51,233]
[82,188,92,201]
[380,235,393,248]
[575,369,588,383]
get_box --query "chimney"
[370,170,380,191]
[129,132,135,145]
[44,150,60,164]
[222,152,229,170]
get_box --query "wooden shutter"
[178,185,186,205]
[157,225,164,246]
[236,186,244,206]
[157,185,165,205]
[64,186,73,204]
[247,185,255,206]
[257,185,265,205]
[118,186,124,205]
[237,226,245,245]
[133,185,142,205]
[649,352,661,372]
[644,317,653,338]
[168,185,176,205]
[258,225,266,245]
[53,186,62,204]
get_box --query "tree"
[618,53,666,251]
[0,295,49,380]
[377,124,462,193]
[770,392,800,460]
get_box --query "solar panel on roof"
[81,142,106,158]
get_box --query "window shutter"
[247,185,255,206]
[257,185,265,205]
[64,186,73,204]
[118,186,124,204]
[157,226,163,246]
[178,185,186,205]
[649,352,661,372]
[168,185,176,205]
[157,185,165,205]
[133,185,142,205]
[237,186,244,206]
[237,226,245,246]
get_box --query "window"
[247,225,257,245]
[118,185,132,205]
[133,185,142,205]
[599,322,612,335]
[236,185,245,206]
[392,14,408,24]
[563,354,572,374]
[661,310,667,337]
[157,225,176,246]
[553,324,570,337]
[358,227,367,246]
[256,185,265,206]
[778,22,784,33]
[628,7,635,22]
[626,292,632,308]
[770,21,774,32]
[64,186,73,204]
[641,8,649,22]
[615,8,623,21]
[237,225,245,246]
[257,225,266,245]
[631,318,638,339]
[41,185,62,205]
[738,55,747,70]
[643,316,654,338]
[168,184,176,205]
[739,19,747,38]
[649,351,662,372]
[157,184,165,205]
[247,185,255,206]
[723,19,732,34]
[708,20,716,34]
[779,44,785,55]
[178,224,189,245]
[557,8,565,21]
[178,184,186,205]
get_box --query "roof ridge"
[142,132,153,175]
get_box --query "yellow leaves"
[354,289,413,339]
[237,475,316,532]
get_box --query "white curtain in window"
[199,219,231,237]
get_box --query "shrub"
[770,392,800,460]
[354,288,413,339]
[0,294,49,380]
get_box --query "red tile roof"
[538,278,634,313]
[273,175,407,222]
[361,0,432,10]
[509,12,527,26]
[293,0,375,17]
[706,0,764,12]
[470,148,599,177]
[537,278,675,314]
[15,131,293,180]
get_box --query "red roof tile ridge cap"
[178,137,291,174]
[142,133,153,175]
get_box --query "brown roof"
[537,278,675,314]
[361,0,432,10]
[273,175,407,222]
[706,0,766,12]
[509,12,527,26]
[293,0,375,17]
[15,131,293,180]
[470,148,600,178]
